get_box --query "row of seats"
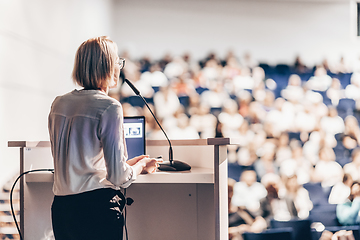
[243,219,360,240]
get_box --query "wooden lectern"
[9,138,237,240]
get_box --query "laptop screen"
[123,116,146,159]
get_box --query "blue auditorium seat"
[287,132,302,142]
[195,87,209,95]
[227,163,253,182]
[270,218,312,240]
[178,95,190,108]
[125,95,145,107]
[242,227,293,240]
[210,107,222,116]
[309,204,339,227]
[152,86,160,93]
[303,182,331,207]
[275,64,291,75]
[337,73,352,89]
[259,63,275,76]
[337,98,356,119]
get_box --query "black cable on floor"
[10,169,54,240]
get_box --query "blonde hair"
[72,36,118,90]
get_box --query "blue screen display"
[124,116,146,159]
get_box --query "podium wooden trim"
[9,138,235,240]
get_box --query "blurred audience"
[329,173,353,205]
[283,174,313,219]
[259,173,298,226]
[336,181,360,226]
[228,179,267,240]
[231,170,267,213]
[118,51,360,234]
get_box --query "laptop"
[123,116,146,159]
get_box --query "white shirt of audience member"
[153,86,181,119]
[294,105,317,133]
[218,99,244,137]
[232,67,255,91]
[313,148,343,188]
[232,171,267,212]
[167,114,199,140]
[140,70,168,87]
[200,81,230,109]
[266,98,295,133]
[328,180,351,205]
[320,107,345,136]
[345,72,360,100]
[163,56,186,79]
[343,150,360,182]
[189,105,217,139]
[280,74,305,103]
[305,67,332,91]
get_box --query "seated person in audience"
[283,174,313,219]
[344,148,360,182]
[171,73,196,97]
[305,66,332,91]
[312,147,343,188]
[279,142,312,185]
[320,106,345,136]
[237,90,252,121]
[326,77,344,106]
[254,141,279,180]
[329,173,353,205]
[218,99,244,137]
[336,181,360,226]
[163,56,187,79]
[294,102,317,134]
[232,66,255,92]
[280,74,305,104]
[337,116,360,158]
[140,63,168,88]
[189,104,217,139]
[259,173,298,226]
[167,113,199,140]
[228,179,267,240]
[153,84,181,119]
[237,143,258,167]
[345,72,360,101]
[200,80,230,112]
[222,56,241,82]
[233,120,255,148]
[275,132,292,165]
[232,170,267,213]
[320,230,355,240]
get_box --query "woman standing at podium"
[48,36,159,240]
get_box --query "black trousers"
[51,188,125,240]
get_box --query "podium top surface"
[8,138,241,148]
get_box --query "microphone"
[124,79,191,171]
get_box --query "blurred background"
[2,0,360,239]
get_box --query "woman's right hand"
[140,157,163,174]
[131,156,163,176]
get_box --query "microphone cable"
[10,168,54,240]
[10,169,133,240]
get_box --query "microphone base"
[158,160,191,172]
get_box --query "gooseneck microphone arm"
[124,79,173,163]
